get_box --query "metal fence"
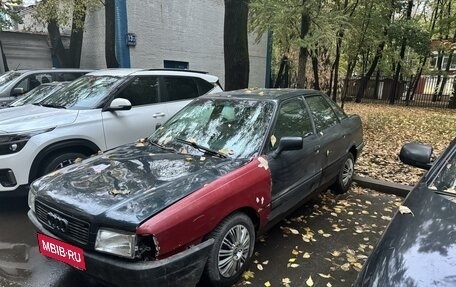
[343,75,456,108]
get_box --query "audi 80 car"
[354,138,456,287]
[28,89,364,287]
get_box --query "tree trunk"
[274,55,289,88]
[224,0,250,90]
[0,40,9,72]
[332,31,343,101]
[390,0,413,105]
[48,20,70,67]
[105,0,119,68]
[297,7,311,88]
[355,42,385,102]
[68,0,87,68]
[311,51,320,90]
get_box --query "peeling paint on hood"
[34,143,249,229]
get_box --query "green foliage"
[0,0,23,30]
[33,0,101,30]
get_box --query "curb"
[353,175,413,197]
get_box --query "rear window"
[163,76,199,101]
[195,77,215,95]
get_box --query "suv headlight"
[95,228,137,259]
[0,128,54,155]
[28,185,37,213]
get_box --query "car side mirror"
[272,137,303,158]
[399,142,433,170]
[12,88,25,96]
[105,98,132,111]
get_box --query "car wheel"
[41,152,87,176]
[202,213,255,287]
[332,152,355,194]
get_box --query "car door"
[305,94,346,187]
[267,96,324,221]
[101,76,167,150]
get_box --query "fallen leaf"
[399,205,414,216]
[257,264,263,271]
[242,270,255,280]
[318,273,331,278]
[306,275,314,286]
[341,263,351,271]
[264,281,271,287]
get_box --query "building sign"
[126,33,137,47]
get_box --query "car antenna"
[14,64,20,71]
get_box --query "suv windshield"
[429,149,456,195]
[9,84,60,107]
[39,75,122,109]
[0,71,24,92]
[149,98,274,159]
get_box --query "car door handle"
[315,145,320,154]
[152,113,166,118]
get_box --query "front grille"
[35,201,90,246]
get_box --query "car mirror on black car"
[399,142,433,170]
[272,136,303,158]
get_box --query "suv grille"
[35,201,90,245]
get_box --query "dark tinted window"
[271,98,312,149]
[306,95,339,131]
[195,77,214,95]
[15,73,53,93]
[325,96,347,119]
[163,76,199,101]
[116,76,159,106]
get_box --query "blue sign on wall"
[126,33,137,47]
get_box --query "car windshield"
[0,71,24,92]
[39,75,122,109]
[149,98,274,159]
[428,149,456,196]
[9,84,61,107]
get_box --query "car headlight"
[95,228,137,259]
[28,185,37,213]
[0,128,54,155]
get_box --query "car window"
[325,96,347,119]
[116,76,159,106]
[149,98,274,158]
[305,95,339,131]
[163,76,199,101]
[0,71,24,92]
[195,77,215,95]
[270,98,313,149]
[15,73,53,94]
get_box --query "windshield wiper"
[175,138,227,158]
[148,138,175,152]
[40,103,67,109]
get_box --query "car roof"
[85,68,219,83]
[202,88,322,101]
[16,69,94,74]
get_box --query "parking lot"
[1,185,401,287]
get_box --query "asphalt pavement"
[0,185,401,287]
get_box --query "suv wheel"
[42,152,87,176]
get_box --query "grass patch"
[344,103,456,185]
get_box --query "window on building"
[164,60,189,70]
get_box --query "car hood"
[34,143,249,229]
[355,183,456,287]
[0,105,78,133]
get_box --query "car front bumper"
[28,210,214,287]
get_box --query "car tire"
[332,152,355,194]
[41,152,87,176]
[202,213,255,287]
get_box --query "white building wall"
[80,0,267,88]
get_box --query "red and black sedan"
[28,89,364,287]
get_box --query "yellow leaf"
[264,281,271,287]
[288,228,300,235]
[289,263,300,268]
[327,283,332,287]
[303,252,311,258]
[282,278,291,284]
[318,273,331,278]
[306,275,314,286]
[341,263,351,271]
[288,258,296,263]
[399,205,414,216]
[242,270,255,280]
[330,250,341,257]
[257,264,263,271]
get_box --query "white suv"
[0,68,223,195]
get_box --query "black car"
[28,89,363,287]
[354,137,456,287]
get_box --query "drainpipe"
[114,0,131,68]
[265,30,273,88]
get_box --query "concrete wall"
[80,0,267,88]
[0,31,53,71]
